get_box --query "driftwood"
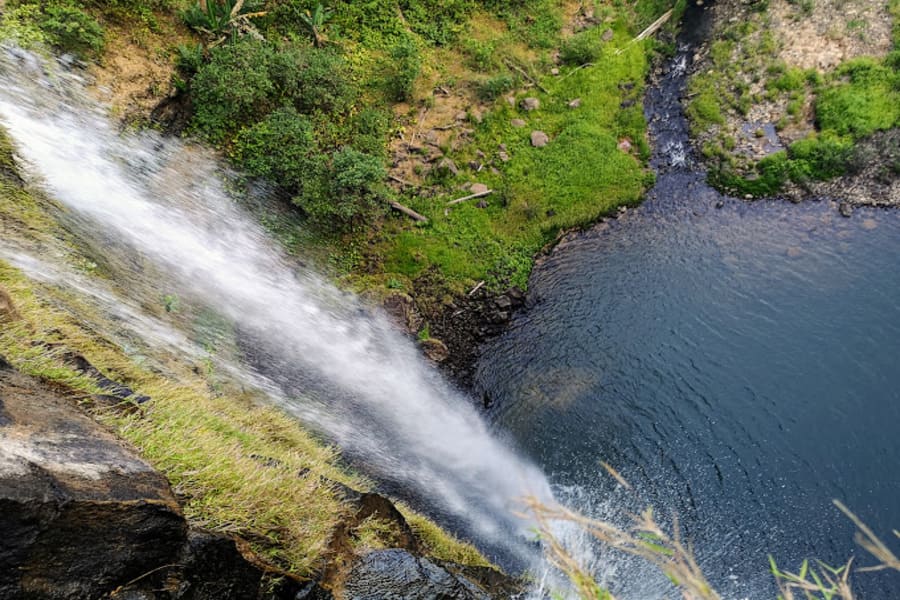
[503,59,549,94]
[467,280,486,296]
[446,189,492,206]
[388,200,428,222]
[616,8,674,54]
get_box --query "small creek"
[476,3,900,598]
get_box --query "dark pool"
[476,6,900,597]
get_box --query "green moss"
[815,59,900,137]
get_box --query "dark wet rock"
[520,97,540,111]
[476,200,488,209]
[343,549,490,600]
[468,160,482,171]
[382,292,424,335]
[530,131,549,147]
[839,202,853,217]
[715,200,725,209]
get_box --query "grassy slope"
[0,127,488,577]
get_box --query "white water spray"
[0,46,554,565]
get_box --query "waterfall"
[0,45,554,568]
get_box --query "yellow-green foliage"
[398,504,495,569]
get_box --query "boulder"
[0,285,20,323]
[0,359,187,599]
[343,549,490,600]
[530,131,549,148]
[520,97,540,111]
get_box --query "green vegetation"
[686,0,900,197]
[1,0,678,296]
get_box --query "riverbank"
[684,0,899,203]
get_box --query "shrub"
[476,73,517,101]
[559,32,600,66]
[386,35,421,101]
[271,45,355,114]
[233,105,321,188]
[296,148,386,227]
[190,39,276,141]
[815,59,899,138]
[39,4,105,59]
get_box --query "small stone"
[568,98,582,108]
[497,151,510,162]
[531,130,550,147]
[786,246,802,258]
[601,28,614,42]
[476,149,486,159]
[498,143,508,151]
[506,96,516,107]
[521,97,540,111]
[495,295,512,310]
[715,200,725,209]
[839,202,853,218]
[511,118,526,128]
[862,218,877,230]
[476,199,488,209]
[744,194,753,200]
[436,158,459,176]
[454,111,467,121]
[468,160,482,171]
[617,138,632,152]
[490,167,501,175]
[470,183,490,195]
[551,67,560,76]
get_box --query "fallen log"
[388,200,428,222]
[446,189,493,206]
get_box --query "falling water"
[0,46,555,568]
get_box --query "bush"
[271,45,355,114]
[398,0,473,45]
[296,148,386,227]
[190,39,276,141]
[815,59,899,138]
[559,32,600,65]
[233,106,322,188]
[386,35,422,101]
[39,4,105,59]
[476,73,517,101]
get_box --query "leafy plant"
[181,0,258,37]
[386,35,422,101]
[39,4,105,59]
[298,2,333,48]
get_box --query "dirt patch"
[88,20,192,125]
[771,0,892,71]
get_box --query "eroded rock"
[343,549,490,600]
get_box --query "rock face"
[343,549,490,600]
[0,359,312,600]
[0,358,186,600]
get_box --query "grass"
[379,21,657,292]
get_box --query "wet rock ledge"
[0,355,517,599]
